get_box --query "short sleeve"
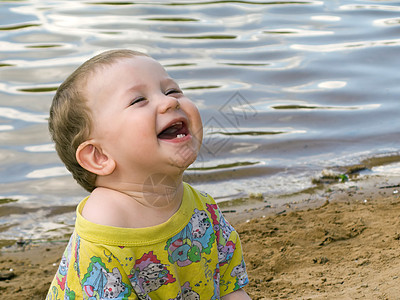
[47,232,138,299]
[77,240,137,299]
[218,228,249,297]
[204,203,249,297]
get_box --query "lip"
[157,117,192,143]
[158,117,187,135]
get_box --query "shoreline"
[222,172,400,224]
[1,174,400,298]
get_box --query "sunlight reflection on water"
[0,0,399,241]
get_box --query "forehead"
[85,56,166,91]
[92,56,174,96]
[93,55,167,80]
[83,56,174,107]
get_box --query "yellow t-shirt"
[46,183,248,299]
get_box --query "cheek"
[124,114,155,140]
[185,101,203,144]
[106,120,154,157]
[194,122,203,151]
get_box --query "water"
[1,0,400,243]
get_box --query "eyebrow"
[126,83,146,93]
[162,77,179,86]
[128,77,177,89]
[124,77,179,98]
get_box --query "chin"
[170,151,198,170]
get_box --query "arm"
[222,288,251,300]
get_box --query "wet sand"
[1,174,400,299]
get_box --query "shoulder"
[183,182,214,203]
[81,188,132,227]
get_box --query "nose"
[158,93,180,114]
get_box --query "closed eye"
[130,97,146,106]
[165,89,182,96]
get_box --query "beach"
[1,1,400,299]
[1,174,400,299]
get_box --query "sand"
[1,174,400,299]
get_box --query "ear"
[76,140,116,176]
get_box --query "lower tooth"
[177,134,185,138]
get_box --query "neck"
[141,174,184,209]
[96,172,184,210]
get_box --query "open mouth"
[157,121,189,140]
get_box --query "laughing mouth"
[158,121,189,140]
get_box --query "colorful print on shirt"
[165,208,216,267]
[46,183,248,299]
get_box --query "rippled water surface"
[1,0,400,242]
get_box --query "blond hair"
[49,49,149,192]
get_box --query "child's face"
[84,55,203,179]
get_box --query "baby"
[46,49,250,299]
